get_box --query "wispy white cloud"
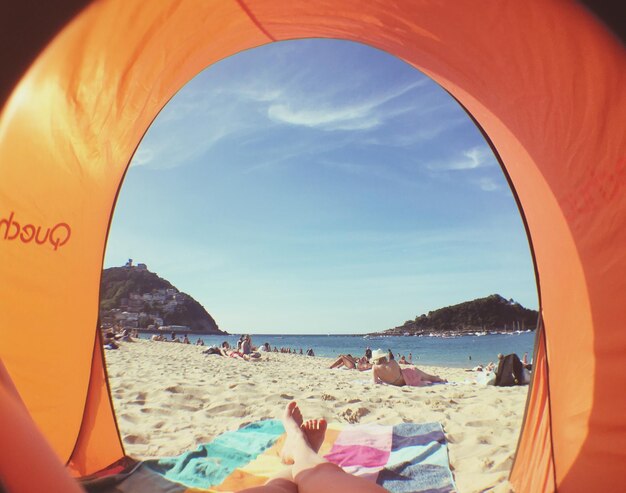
[129,86,261,169]
[427,145,497,171]
[268,104,380,130]
[129,45,467,176]
[233,86,283,103]
[266,80,427,131]
[377,115,467,146]
[473,176,502,192]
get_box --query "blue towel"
[379,423,456,492]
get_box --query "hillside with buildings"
[377,294,538,337]
[99,261,225,334]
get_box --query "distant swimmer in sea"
[238,401,389,493]
[370,349,446,386]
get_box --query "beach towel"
[135,420,456,493]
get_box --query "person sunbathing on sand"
[329,354,371,371]
[239,401,388,493]
[329,354,358,369]
[370,349,446,386]
[371,349,405,385]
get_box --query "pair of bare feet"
[249,401,388,493]
[280,401,327,477]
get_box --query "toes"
[285,401,298,418]
[285,401,297,419]
[285,401,304,428]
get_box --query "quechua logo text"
[1,212,71,251]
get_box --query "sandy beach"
[105,339,528,493]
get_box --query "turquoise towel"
[144,419,284,488]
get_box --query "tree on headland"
[380,294,538,336]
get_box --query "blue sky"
[104,39,537,334]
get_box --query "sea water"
[141,331,536,368]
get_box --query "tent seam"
[542,318,557,491]
[65,328,125,468]
[236,0,276,42]
[65,329,98,467]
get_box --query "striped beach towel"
[137,420,456,493]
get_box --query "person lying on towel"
[370,349,447,386]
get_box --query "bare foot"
[302,418,327,454]
[280,402,327,464]
[280,401,305,464]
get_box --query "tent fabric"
[510,322,555,493]
[67,331,124,477]
[0,1,625,492]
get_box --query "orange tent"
[0,1,624,492]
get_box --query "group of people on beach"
[264,346,315,356]
[101,326,139,349]
[203,337,259,360]
[468,352,534,386]
[329,347,446,387]
[149,331,201,345]
[201,337,318,361]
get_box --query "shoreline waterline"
[138,331,536,368]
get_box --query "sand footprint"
[132,392,148,406]
[477,435,492,445]
[123,434,148,445]
[119,413,138,424]
[165,385,184,393]
[465,419,491,427]
[340,407,370,424]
